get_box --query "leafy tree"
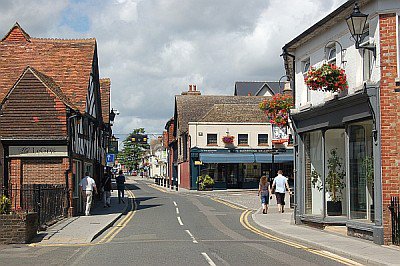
[117,128,149,171]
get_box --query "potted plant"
[222,135,235,147]
[304,63,348,92]
[326,148,346,216]
[197,175,215,191]
[259,93,293,128]
[0,195,11,214]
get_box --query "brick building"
[283,0,400,244]
[0,23,112,216]
[164,118,177,189]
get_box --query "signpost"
[106,153,115,167]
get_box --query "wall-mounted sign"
[109,140,119,154]
[272,125,289,143]
[9,146,68,158]
[194,160,203,165]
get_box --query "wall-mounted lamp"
[278,75,290,94]
[110,108,116,122]
[324,40,346,65]
[346,3,376,55]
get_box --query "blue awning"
[199,153,255,163]
[254,152,294,163]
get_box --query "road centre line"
[185,230,198,243]
[177,216,184,225]
[201,252,217,266]
[173,201,177,206]
[176,208,179,214]
[239,210,362,266]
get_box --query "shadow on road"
[134,196,162,211]
[126,183,141,190]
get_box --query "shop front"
[190,148,293,189]
[291,87,383,243]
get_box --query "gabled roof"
[234,81,281,96]
[200,104,268,123]
[1,22,31,42]
[100,78,111,123]
[175,95,270,135]
[0,23,96,113]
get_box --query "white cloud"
[0,0,347,135]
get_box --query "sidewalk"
[148,181,400,266]
[31,190,128,245]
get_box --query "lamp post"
[346,3,376,55]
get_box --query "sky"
[0,0,347,140]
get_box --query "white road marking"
[177,216,183,225]
[176,208,180,214]
[185,230,198,244]
[202,252,216,266]
[173,201,177,206]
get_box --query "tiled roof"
[0,67,69,140]
[0,23,96,113]
[200,104,268,123]
[175,95,270,135]
[100,78,111,123]
[234,81,281,96]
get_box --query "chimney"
[182,84,201,95]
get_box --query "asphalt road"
[0,179,356,266]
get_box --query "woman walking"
[258,175,272,214]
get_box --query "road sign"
[106,154,115,164]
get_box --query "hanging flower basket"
[304,63,348,92]
[222,135,234,144]
[259,94,293,128]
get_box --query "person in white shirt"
[272,170,291,213]
[79,172,98,216]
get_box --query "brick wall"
[179,161,190,189]
[0,212,38,244]
[379,13,400,244]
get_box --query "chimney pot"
[193,85,197,91]
[189,85,192,91]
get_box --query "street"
[0,178,363,266]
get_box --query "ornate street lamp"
[346,3,375,55]
[109,108,116,122]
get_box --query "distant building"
[171,85,293,190]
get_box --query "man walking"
[79,172,98,216]
[116,170,126,204]
[272,170,291,213]
[102,172,112,207]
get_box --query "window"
[304,131,324,215]
[258,134,268,146]
[363,48,373,81]
[207,134,217,145]
[349,120,374,222]
[238,134,249,145]
[288,134,294,145]
[327,46,336,64]
[302,58,311,102]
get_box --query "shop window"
[238,134,249,145]
[207,134,217,145]
[304,131,324,215]
[258,134,268,146]
[349,121,374,222]
[325,128,347,216]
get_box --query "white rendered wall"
[188,122,275,149]
[293,1,381,109]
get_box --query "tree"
[117,128,150,171]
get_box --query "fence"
[1,184,68,229]
[389,196,400,245]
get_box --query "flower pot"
[327,201,342,216]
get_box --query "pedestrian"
[257,175,272,214]
[272,170,291,213]
[79,172,98,216]
[102,172,112,208]
[115,170,126,204]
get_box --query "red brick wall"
[179,161,190,189]
[379,13,400,244]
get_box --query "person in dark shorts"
[272,170,291,213]
[258,175,272,214]
[115,170,126,203]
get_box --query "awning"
[199,153,255,163]
[254,152,294,163]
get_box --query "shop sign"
[9,146,68,157]
[194,160,203,165]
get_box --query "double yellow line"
[239,210,362,266]
[210,197,362,266]
[97,190,136,244]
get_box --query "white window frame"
[302,58,311,102]
[326,45,336,64]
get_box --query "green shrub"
[197,175,214,190]
[0,195,11,214]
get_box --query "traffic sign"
[106,154,115,163]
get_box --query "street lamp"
[346,3,376,55]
